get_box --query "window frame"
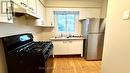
[55,13,77,34]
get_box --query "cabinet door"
[36,0,46,26]
[53,41,69,55]
[36,0,43,26]
[68,40,83,54]
[42,5,46,25]
[12,0,27,9]
[0,0,13,23]
[27,0,36,14]
[46,8,54,27]
[12,0,20,5]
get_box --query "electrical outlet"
[123,10,130,20]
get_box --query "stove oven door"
[6,53,36,73]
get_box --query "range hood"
[12,3,39,19]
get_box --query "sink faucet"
[69,34,71,37]
[61,33,63,37]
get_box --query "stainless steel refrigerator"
[81,18,105,60]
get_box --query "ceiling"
[46,0,104,3]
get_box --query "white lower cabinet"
[52,40,83,57]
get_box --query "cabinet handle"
[20,2,27,7]
[6,8,11,20]
[63,41,67,43]
[51,21,53,25]
[29,7,34,11]
[69,40,72,43]
[24,4,27,7]
[42,20,44,24]
[11,2,15,18]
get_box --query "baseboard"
[54,54,81,58]
[86,59,102,61]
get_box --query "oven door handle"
[44,53,51,61]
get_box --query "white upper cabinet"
[35,0,46,26]
[0,0,13,23]
[27,0,36,14]
[46,8,54,27]
[0,0,49,26]
[0,0,37,23]
[12,0,37,15]
[35,0,54,27]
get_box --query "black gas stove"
[1,33,53,73]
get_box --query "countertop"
[50,37,84,41]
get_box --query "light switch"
[123,10,130,20]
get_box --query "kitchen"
[1,0,130,73]
[0,0,107,73]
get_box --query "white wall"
[102,0,130,73]
[0,16,43,41]
[40,28,54,40]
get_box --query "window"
[55,11,79,33]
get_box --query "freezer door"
[87,18,100,33]
[81,19,89,39]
